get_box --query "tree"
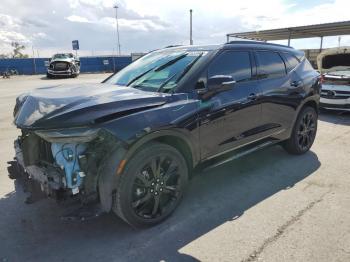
[11,42,29,58]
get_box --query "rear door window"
[282,52,300,72]
[256,51,286,79]
[208,51,252,82]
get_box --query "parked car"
[317,47,350,111]
[47,53,80,78]
[8,41,320,227]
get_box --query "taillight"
[320,75,324,84]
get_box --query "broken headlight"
[35,128,99,143]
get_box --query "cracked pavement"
[0,75,350,262]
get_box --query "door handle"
[247,93,257,101]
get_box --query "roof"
[225,40,292,48]
[227,21,350,41]
[163,41,295,51]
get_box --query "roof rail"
[164,45,183,49]
[226,40,293,49]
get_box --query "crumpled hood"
[50,57,75,63]
[14,83,169,129]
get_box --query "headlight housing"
[35,128,99,143]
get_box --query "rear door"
[255,50,302,137]
[199,50,262,159]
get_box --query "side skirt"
[200,138,280,171]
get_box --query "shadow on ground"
[319,109,350,125]
[0,146,320,262]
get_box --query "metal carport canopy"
[226,21,350,48]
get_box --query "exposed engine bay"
[8,128,121,219]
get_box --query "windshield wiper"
[157,52,203,93]
[126,53,188,87]
[174,53,203,83]
[126,67,156,86]
[154,53,188,72]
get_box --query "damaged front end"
[8,127,122,220]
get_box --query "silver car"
[47,53,80,78]
[318,47,350,111]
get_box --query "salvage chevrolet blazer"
[8,41,321,227]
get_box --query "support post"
[226,34,230,43]
[287,30,291,46]
[32,46,36,75]
[114,5,121,55]
[190,9,193,45]
[320,36,323,52]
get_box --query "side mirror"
[207,75,236,93]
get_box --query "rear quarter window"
[281,52,300,72]
[256,51,286,79]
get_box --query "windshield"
[53,53,73,59]
[105,50,206,93]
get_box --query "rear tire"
[283,106,318,155]
[113,142,188,227]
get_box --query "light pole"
[190,9,193,45]
[114,4,121,55]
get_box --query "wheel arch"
[98,129,199,213]
[302,99,318,113]
[124,129,199,172]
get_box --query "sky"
[1,0,350,57]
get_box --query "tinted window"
[282,53,300,72]
[256,51,286,79]
[208,51,252,82]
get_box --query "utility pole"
[114,4,121,55]
[32,46,37,74]
[190,9,193,45]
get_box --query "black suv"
[9,41,320,227]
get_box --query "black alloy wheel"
[113,142,188,227]
[131,155,182,219]
[297,111,316,151]
[283,106,318,155]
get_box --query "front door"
[199,50,262,159]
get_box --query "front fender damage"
[8,128,127,220]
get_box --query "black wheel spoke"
[136,172,151,187]
[163,161,178,182]
[304,135,309,147]
[301,135,307,147]
[163,185,178,195]
[132,192,152,208]
[150,156,165,179]
[150,158,158,178]
[152,195,160,216]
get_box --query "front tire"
[283,106,318,155]
[113,142,188,227]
